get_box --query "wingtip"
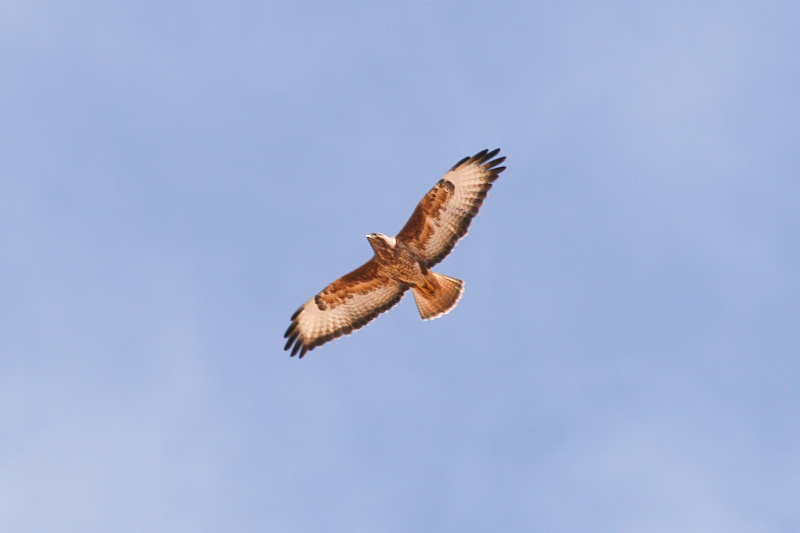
[452,148,502,168]
[485,148,501,160]
[290,339,303,357]
[486,156,506,169]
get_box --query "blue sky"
[2,1,799,531]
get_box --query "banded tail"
[411,271,464,320]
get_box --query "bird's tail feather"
[411,271,464,320]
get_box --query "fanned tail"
[411,271,464,320]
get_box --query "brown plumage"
[284,148,505,357]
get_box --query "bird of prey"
[283,148,505,357]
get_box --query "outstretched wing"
[283,259,408,358]
[395,148,505,267]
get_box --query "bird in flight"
[284,148,506,357]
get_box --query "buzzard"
[284,148,505,357]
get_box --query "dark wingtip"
[486,156,506,169]
[484,148,500,160]
[284,330,299,350]
[291,339,303,357]
[451,148,502,171]
[451,155,471,171]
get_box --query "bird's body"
[284,149,505,357]
[365,232,465,321]
[366,233,426,288]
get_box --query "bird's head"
[366,233,395,252]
